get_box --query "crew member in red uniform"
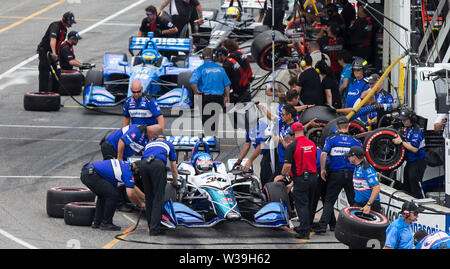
[58,31,84,70]
[282,122,318,239]
[219,38,253,103]
[37,11,76,92]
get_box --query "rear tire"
[251,30,290,71]
[46,187,95,218]
[23,92,61,111]
[64,202,96,226]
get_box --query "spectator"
[307,41,331,70]
[337,0,356,31]
[337,50,353,105]
[348,5,373,63]
[295,55,325,106]
[317,23,345,79]
[316,59,341,109]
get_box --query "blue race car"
[83,33,203,109]
[162,139,290,229]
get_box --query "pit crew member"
[282,122,317,239]
[190,47,231,134]
[37,11,75,92]
[392,107,427,199]
[414,230,450,249]
[58,31,84,70]
[122,80,165,130]
[138,5,178,37]
[347,145,381,214]
[80,160,145,231]
[157,0,204,38]
[219,38,253,103]
[345,57,369,108]
[384,201,423,249]
[315,116,361,233]
[140,134,178,236]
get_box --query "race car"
[161,138,290,229]
[82,33,203,109]
[192,0,270,55]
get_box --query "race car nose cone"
[225,212,241,221]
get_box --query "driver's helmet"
[225,7,241,21]
[193,153,213,173]
[141,49,158,65]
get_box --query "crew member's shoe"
[100,223,121,231]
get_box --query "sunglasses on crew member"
[132,90,142,94]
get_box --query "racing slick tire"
[318,118,367,148]
[363,128,406,171]
[264,182,291,217]
[23,92,61,112]
[305,127,323,146]
[164,182,178,203]
[177,72,194,107]
[46,187,95,218]
[64,202,96,226]
[299,106,338,126]
[58,70,84,96]
[84,70,104,88]
[334,207,389,249]
[251,30,290,71]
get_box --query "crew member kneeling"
[282,122,317,239]
[80,159,145,231]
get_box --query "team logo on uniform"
[131,133,136,139]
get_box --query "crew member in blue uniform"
[80,159,145,231]
[122,80,165,129]
[347,145,381,213]
[315,116,362,233]
[100,124,162,161]
[235,119,274,186]
[140,134,178,236]
[190,47,231,134]
[392,107,427,199]
[345,57,369,108]
[414,230,450,249]
[384,201,423,249]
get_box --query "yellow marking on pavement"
[102,213,138,249]
[0,0,66,34]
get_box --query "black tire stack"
[46,187,96,226]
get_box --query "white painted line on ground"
[0,176,78,179]
[0,0,147,82]
[0,228,38,249]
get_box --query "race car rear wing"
[221,0,265,9]
[168,136,220,161]
[129,36,192,56]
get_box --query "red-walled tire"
[64,202,96,226]
[46,187,95,218]
[251,30,290,71]
[334,207,389,249]
[363,128,405,171]
[23,92,60,111]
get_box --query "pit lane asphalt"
[0,0,346,249]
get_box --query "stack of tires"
[334,207,389,249]
[46,187,96,226]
